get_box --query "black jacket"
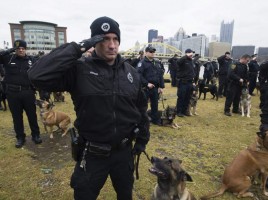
[227,62,248,85]
[259,61,268,88]
[248,60,260,77]
[217,55,232,76]
[28,42,150,147]
[138,56,165,88]
[0,53,35,86]
[176,55,195,81]
[168,57,179,71]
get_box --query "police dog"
[240,87,251,118]
[200,131,268,199]
[53,92,65,102]
[149,156,196,200]
[188,86,198,116]
[148,106,181,129]
[198,78,218,101]
[35,99,72,138]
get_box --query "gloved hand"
[132,142,146,155]
[79,35,104,53]
[0,47,16,56]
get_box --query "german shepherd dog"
[35,99,72,138]
[198,77,218,101]
[200,131,268,199]
[149,157,196,200]
[240,87,251,118]
[188,85,198,116]
[53,92,65,102]
[148,106,181,129]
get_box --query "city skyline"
[0,0,267,51]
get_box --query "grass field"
[0,81,266,200]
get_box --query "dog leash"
[134,150,151,180]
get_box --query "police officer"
[0,40,42,148]
[248,54,260,96]
[203,59,214,84]
[259,61,268,110]
[217,52,232,97]
[176,49,195,117]
[131,50,144,68]
[168,54,179,87]
[138,46,164,125]
[28,16,150,200]
[224,54,251,116]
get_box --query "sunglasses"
[149,51,155,53]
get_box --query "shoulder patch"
[137,62,142,68]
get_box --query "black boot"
[15,138,25,148]
[32,135,42,144]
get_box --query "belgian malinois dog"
[201,131,268,199]
[149,156,196,200]
[35,99,72,138]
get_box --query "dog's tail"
[200,184,227,200]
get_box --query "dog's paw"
[49,134,54,139]
[264,191,268,196]
[247,115,250,118]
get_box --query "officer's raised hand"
[0,47,16,56]
[79,34,104,53]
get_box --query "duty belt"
[6,84,32,91]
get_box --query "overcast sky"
[0,0,267,51]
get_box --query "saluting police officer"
[138,46,165,125]
[28,16,150,200]
[224,54,251,116]
[0,40,42,148]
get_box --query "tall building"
[208,42,231,58]
[174,27,185,41]
[180,34,209,57]
[257,47,268,56]
[148,29,158,43]
[9,21,67,54]
[231,45,255,60]
[220,20,234,45]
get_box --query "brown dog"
[35,99,72,138]
[149,156,196,200]
[200,131,268,199]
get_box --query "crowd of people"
[0,16,268,200]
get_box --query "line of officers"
[131,48,267,123]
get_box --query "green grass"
[0,84,266,200]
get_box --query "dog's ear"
[177,171,193,182]
[257,131,266,140]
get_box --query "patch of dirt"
[24,131,73,169]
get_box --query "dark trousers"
[70,145,134,200]
[218,75,228,96]
[248,75,257,95]
[176,81,192,114]
[6,89,40,140]
[145,87,160,123]
[170,70,177,87]
[224,84,242,113]
[260,85,268,131]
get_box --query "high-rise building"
[174,27,185,41]
[148,29,158,43]
[9,21,67,54]
[180,34,209,57]
[231,45,255,60]
[220,20,234,45]
[208,42,231,58]
[257,47,268,56]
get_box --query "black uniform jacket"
[227,62,248,85]
[28,42,150,147]
[0,53,35,86]
[176,55,195,82]
[138,56,165,88]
